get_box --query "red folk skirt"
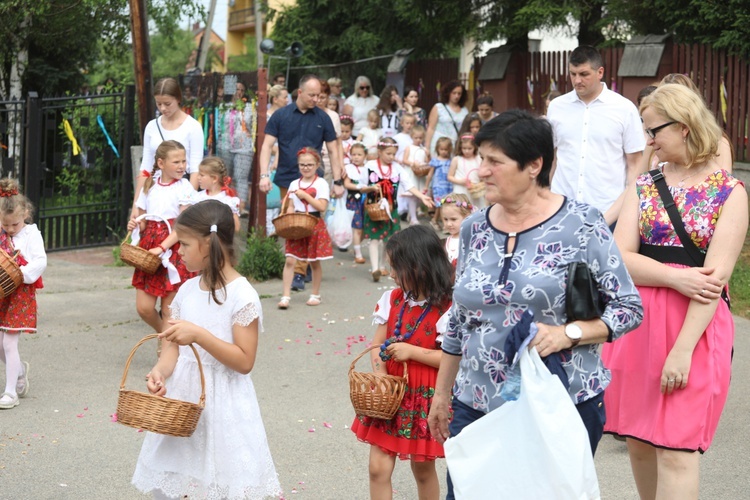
[131,220,196,298]
[284,217,333,261]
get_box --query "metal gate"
[25,87,135,251]
[0,98,25,179]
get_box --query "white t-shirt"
[140,115,205,176]
[547,84,645,213]
[136,178,196,221]
[193,190,241,215]
[344,95,379,136]
[393,132,413,162]
[288,176,330,213]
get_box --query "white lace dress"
[132,277,281,499]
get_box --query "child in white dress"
[132,200,281,500]
[447,134,485,209]
[194,156,241,232]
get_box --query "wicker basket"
[117,334,205,437]
[0,248,23,298]
[272,192,318,240]
[365,188,392,222]
[467,181,486,198]
[120,214,169,275]
[349,346,408,420]
[411,164,431,178]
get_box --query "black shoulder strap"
[442,103,460,135]
[648,169,705,267]
[155,117,165,141]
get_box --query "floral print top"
[637,168,742,250]
[442,200,643,412]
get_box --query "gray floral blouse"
[442,199,643,412]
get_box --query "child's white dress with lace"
[132,276,281,499]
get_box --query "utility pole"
[250,0,266,232]
[128,0,154,138]
[197,0,218,71]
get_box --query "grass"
[729,232,750,318]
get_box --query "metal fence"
[0,98,26,179]
[25,87,135,251]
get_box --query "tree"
[0,0,203,98]
[268,0,478,65]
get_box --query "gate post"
[24,91,41,216]
[122,85,136,227]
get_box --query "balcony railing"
[228,7,257,30]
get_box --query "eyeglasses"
[299,163,317,169]
[359,86,370,90]
[645,121,676,139]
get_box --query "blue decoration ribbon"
[97,115,120,158]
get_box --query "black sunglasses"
[645,121,676,139]
[359,86,370,90]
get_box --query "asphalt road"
[0,245,747,499]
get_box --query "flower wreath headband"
[0,187,19,197]
[377,141,397,148]
[438,196,474,211]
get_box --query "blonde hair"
[199,157,229,184]
[0,178,34,221]
[410,124,426,136]
[367,108,380,122]
[640,84,721,168]
[435,137,453,156]
[440,192,473,217]
[144,140,186,193]
[268,84,286,101]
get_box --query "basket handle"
[348,345,408,382]
[126,214,173,247]
[119,334,206,407]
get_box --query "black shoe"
[400,212,408,221]
[337,247,348,252]
[291,273,305,291]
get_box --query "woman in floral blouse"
[427,110,644,499]
[604,84,747,499]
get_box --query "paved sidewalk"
[0,245,748,499]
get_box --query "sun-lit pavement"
[1,244,748,499]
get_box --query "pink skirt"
[602,275,734,452]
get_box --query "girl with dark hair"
[376,85,403,137]
[132,200,281,499]
[425,80,468,156]
[352,224,453,500]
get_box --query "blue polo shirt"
[265,103,337,188]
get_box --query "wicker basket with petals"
[0,248,23,298]
[349,346,408,420]
[272,192,318,240]
[120,214,169,275]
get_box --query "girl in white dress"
[447,134,485,209]
[132,200,281,500]
[194,157,241,232]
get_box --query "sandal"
[371,269,381,282]
[306,294,321,306]
[278,296,291,309]
[379,268,390,278]
[0,392,19,410]
[16,361,29,398]
[354,257,366,264]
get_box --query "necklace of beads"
[379,295,432,361]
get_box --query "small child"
[458,113,482,138]
[340,115,355,165]
[195,157,241,232]
[439,193,474,268]
[401,125,430,225]
[428,137,453,229]
[278,148,333,309]
[343,143,376,264]
[363,137,433,282]
[393,113,416,163]
[327,96,339,113]
[357,109,382,159]
[128,140,197,335]
[351,224,453,499]
[0,179,46,409]
[132,200,281,499]
[447,134,484,209]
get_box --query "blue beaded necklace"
[379,294,432,361]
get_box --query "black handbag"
[565,262,605,321]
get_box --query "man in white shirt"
[548,46,645,225]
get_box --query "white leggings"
[0,331,21,396]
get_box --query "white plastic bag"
[327,197,353,249]
[444,347,601,500]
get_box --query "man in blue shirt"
[259,74,344,291]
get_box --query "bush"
[112,244,127,267]
[237,229,285,281]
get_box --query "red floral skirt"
[0,283,37,333]
[131,220,196,298]
[351,359,445,461]
[285,217,333,261]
